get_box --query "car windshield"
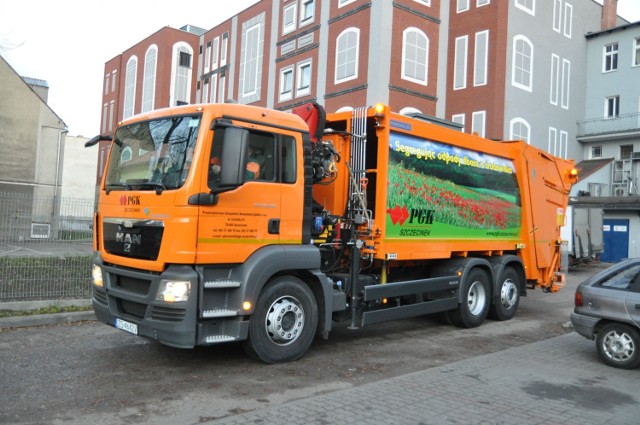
[104,114,201,192]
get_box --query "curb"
[0,310,96,330]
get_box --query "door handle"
[268,219,280,235]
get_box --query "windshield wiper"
[134,182,167,195]
[105,183,131,194]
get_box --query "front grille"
[151,305,187,322]
[92,288,108,306]
[117,298,147,319]
[103,219,164,260]
[116,275,150,295]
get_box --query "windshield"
[105,114,201,192]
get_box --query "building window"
[452,114,465,132]
[210,74,218,103]
[335,27,359,83]
[402,28,429,85]
[471,111,486,137]
[142,46,157,113]
[102,103,108,133]
[279,66,294,101]
[621,145,633,159]
[297,60,312,97]
[634,37,640,67]
[591,145,602,159]
[338,0,356,7]
[205,41,211,72]
[123,56,137,119]
[553,0,562,32]
[111,70,117,92]
[603,43,618,72]
[605,95,620,118]
[510,118,530,144]
[515,0,535,15]
[548,127,557,155]
[179,51,192,68]
[453,35,468,90]
[172,43,193,107]
[559,131,568,159]
[104,74,109,95]
[300,0,315,26]
[413,0,431,5]
[283,2,297,35]
[561,58,570,109]
[550,54,560,105]
[212,37,220,69]
[477,0,490,6]
[512,35,533,92]
[563,3,573,38]
[457,0,469,13]
[239,14,265,104]
[218,75,226,103]
[108,101,115,131]
[474,30,489,86]
[220,32,229,67]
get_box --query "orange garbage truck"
[86,102,577,363]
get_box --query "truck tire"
[450,268,490,328]
[488,267,520,321]
[596,323,640,369]
[243,276,318,363]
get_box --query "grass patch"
[0,305,94,318]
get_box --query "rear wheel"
[450,268,490,328]
[243,276,318,364]
[488,267,520,321]
[596,323,640,369]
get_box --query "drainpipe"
[53,127,69,234]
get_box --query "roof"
[569,195,640,210]
[585,20,640,39]
[180,24,207,36]
[22,77,49,88]
[574,158,613,180]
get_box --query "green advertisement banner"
[386,132,522,240]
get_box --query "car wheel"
[595,323,640,369]
[243,276,318,364]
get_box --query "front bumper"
[570,312,600,340]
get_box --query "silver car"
[570,258,640,369]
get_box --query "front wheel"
[595,323,640,369]
[488,267,521,321]
[243,276,318,364]
[449,268,490,328]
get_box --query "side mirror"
[85,134,113,147]
[218,126,249,188]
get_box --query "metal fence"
[0,191,94,301]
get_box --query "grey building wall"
[504,1,602,161]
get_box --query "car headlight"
[91,265,104,288]
[157,280,191,303]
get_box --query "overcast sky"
[0,0,638,138]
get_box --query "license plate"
[115,318,138,335]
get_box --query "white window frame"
[553,0,562,33]
[515,0,535,15]
[141,45,157,113]
[279,66,294,102]
[634,37,640,67]
[603,42,619,72]
[111,70,117,92]
[335,27,360,84]
[605,95,620,118]
[474,30,489,86]
[108,101,115,132]
[210,74,218,104]
[296,59,312,97]
[102,103,108,133]
[471,111,486,137]
[591,145,602,159]
[453,35,468,90]
[104,74,109,95]
[300,0,315,27]
[457,0,470,13]
[338,0,356,7]
[283,2,297,35]
[413,0,431,5]
[548,127,557,155]
[563,3,573,38]
[510,117,531,144]
[123,56,137,119]
[220,32,229,67]
[218,75,226,103]
[452,113,465,132]
[559,131,568,159]
[212,37,220,70]
[476,0,490,7]
[401,27,429,86]
[561,58,570,109]
[512,35,533,92]
[204,41,211,73]
[550,54,560,106]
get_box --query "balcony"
[577,113,640,140]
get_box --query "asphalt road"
[0,265,611,424]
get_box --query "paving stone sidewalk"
[211,333,638,425]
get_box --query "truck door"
[196,125,302,264]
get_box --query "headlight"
[157,280,191,303]
[91,265,104,288]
